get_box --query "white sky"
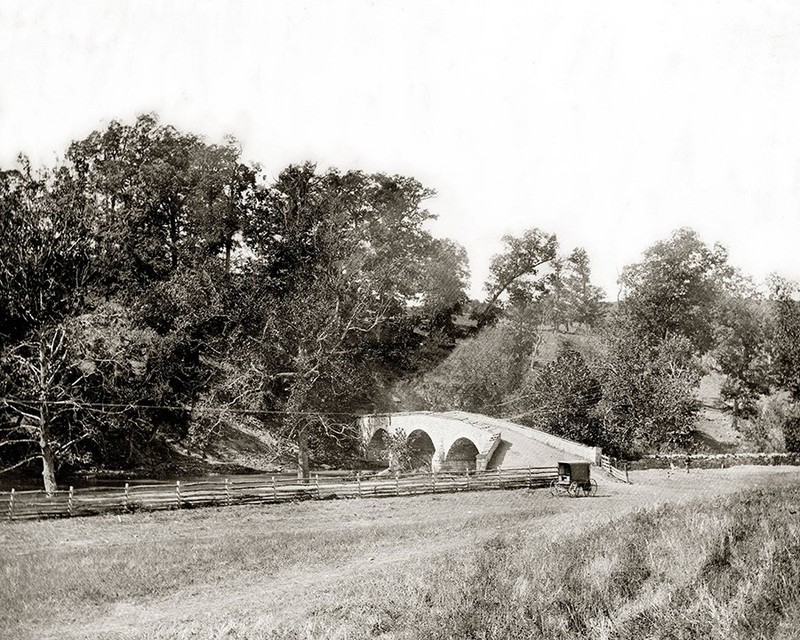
[2,0,800,300]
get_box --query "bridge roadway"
[359,411,601,472]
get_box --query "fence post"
[68,486,74,517]
[624,462,629,484]
[686,457,690,474]
[395,471,400,497]
[357,471,362,498]
[315,474,320,499]
[272,476,277,501]
[497,467,502,488]
[224,478,230,506]
[431,471,436,493]
[8,488,13,520]
[176,480,181,509]
[466,470,471,492]
[527,467,532,489]
[124,483,130,511]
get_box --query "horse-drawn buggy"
[549,460,597,497]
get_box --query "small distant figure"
[667,460,676,478]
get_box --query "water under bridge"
[359,411,601,472]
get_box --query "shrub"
[785,415,800,453]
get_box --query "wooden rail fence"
[600,455,630,483]
[0,466,559,522]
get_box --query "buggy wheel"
[568,482,582,498]
[587,479,598,497]
[549,480,561,497]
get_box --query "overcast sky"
[2,1,800,299]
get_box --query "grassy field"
[1,466,799,639]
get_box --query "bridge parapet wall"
[359,412,601,470]
[491,421,601,465]
[440,412,602,466]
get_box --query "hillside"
[694,371,744,451]
[393,323,780,458]
[204,422,287,472]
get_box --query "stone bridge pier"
[359,412,501,472]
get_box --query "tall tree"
[239,165,462,478]
[619,227,738,352]
[712,294,770,419]
[597,325,700,457]
[769,276,800,400]
[510,346,603,445]
[0,304,174,493]
[538,248,605,332]
[187,138,258,275]
[416,238,470,315]
[66,115,199,290]
[0,162,91,346]
[562,248,606,329]
[0,163,95,491]
[66,114,257,292]
[483,228,558,317]
[762,276,800,453]
[1,327,74,494]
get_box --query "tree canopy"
[4,115,800,485]
[0,115,470,488]
[619,227,740,352]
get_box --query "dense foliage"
[0,115,469,489]
[512,346,603,445]
[410,226,800,459]
[3,116,800,489]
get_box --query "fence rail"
[0,466,559,522]
[600,455,630,483]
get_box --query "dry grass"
[398,487,800,640]
[1,466,799,639]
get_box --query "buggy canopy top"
[557,461,591,483]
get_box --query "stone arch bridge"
[358,411,602,472]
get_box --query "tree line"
[0,115,472,492]
[413,227,800,458]
[2,115,799,492]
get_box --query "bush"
[737,395,790,453]
[785,416,800,453]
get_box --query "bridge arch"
[358,413,501,472]
[407,429,436,471]
[444,437,479,471]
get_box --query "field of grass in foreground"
[1,467,799,639]
[411,487,800,640]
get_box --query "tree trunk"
[287,362,315,482]
[297,423,310,481]
[40,441,57,496]
[38,406,57,496]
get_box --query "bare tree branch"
[0,455,42,475]
[0,439,38,448]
